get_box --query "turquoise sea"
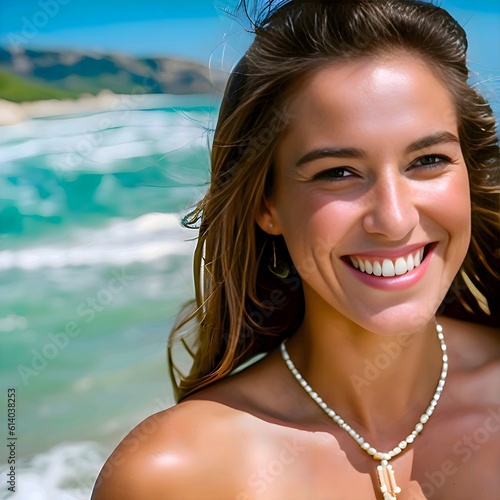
[0,94,218,499]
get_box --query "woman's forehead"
[277,55,459,153]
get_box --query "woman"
[92,0,499,498]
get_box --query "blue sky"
[0,0,253,67]
[0,0,498,74]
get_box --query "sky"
[0,0,498,74]
[0,0,254,70]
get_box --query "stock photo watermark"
[5,388,17,493]
[418,406,500,498]
[56,90,153,174]
[91,394,176,491]
[236,438,307,500]
[16,267,135,385]
[6,0,70,51]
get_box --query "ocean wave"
[0,106,215,172]
[0,212,197,270]
[0,441,108,500]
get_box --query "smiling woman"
[92,1,499,499]
[263,56,472,321]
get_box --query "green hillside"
[0,69,80,102]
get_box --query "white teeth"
[350,246,427,277]
[382,259,395,277]
[406,253,415,271]
[394,257,407,276]
[414,250,421,266]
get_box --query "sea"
[0,94,218,499]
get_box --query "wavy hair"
[169,0,500,401]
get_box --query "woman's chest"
[236,414,500,500]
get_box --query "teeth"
[407,253,414,271]
[414,250,421,266]
[382,259,395,277]
[394,257,407,276]
[350,247,427,277]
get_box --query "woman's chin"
[351,303,441,337]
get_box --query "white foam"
[0,313,28,332]
[0,106,216,172]
[0,441,108,500]
[0,213,198,270]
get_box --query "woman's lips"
[343,243,435,290]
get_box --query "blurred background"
[0,1,498,498]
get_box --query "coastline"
[0,90,122,126]
[0,90,221,126]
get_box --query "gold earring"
[268,240,290,279]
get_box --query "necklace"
[279,322,448,500]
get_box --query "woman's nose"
[362,175,419,240]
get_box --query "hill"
[0,68,80,102]
[0,46,227,102]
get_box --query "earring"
[268,240,290,279]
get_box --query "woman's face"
[258,54,471,335]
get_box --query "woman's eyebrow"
[295,131,460,168]
[406,131,460,154]
[295,147,365,167]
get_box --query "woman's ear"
[255,198,282,235]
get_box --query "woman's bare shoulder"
[440,315,500,368]
[91,400,252,500]
[440,315,500,406]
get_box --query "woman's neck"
[285,299,443,443]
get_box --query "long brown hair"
[169,0,500,401]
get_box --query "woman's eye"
[314,167,354,181]
[412,154,451,168]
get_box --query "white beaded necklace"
[279,322,448,500]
